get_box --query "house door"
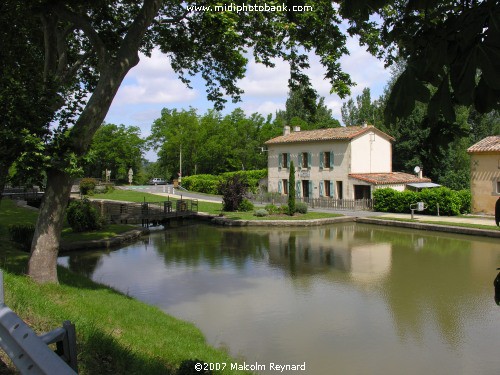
[354,185,371,199]
[336,181,343,199]
[302,180,310,198]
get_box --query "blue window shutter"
[278,153,282,170]
[307,152,312,169]
[329,181,334,198]
[319,181,324,197]
[296,181,301,197]
[287,153,290,168]
[278,180,282,194]
[309,180,313,197]
[330,151,334,169]
[319,152,324,169]
[298,153,302,168]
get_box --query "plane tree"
[25,0,362,283]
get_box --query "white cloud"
[237,58,290,97]
[112,49,198,106]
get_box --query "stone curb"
[60,228,150,252]
[210,215,354,226]
[356,217,500,238]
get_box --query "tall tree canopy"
[339,0,500,121]
[25,0,368,283]
[84,123,146,182]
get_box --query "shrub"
[238,198,254,212]
[219,174,248,212]
[278,205,289,214]
[373,187,469,216]
[254,209,269,217]
[80,178,98,195]
[265,204,279,215]
[8,224,35,251]
[66,198,104,232]
[295,202,308,214]
[221,169,267,193]
[181,175,220,194]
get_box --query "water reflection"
[59,223,500,374]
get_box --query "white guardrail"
[0,270,77,374]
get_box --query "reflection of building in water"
[265,223,392,284]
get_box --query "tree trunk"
[28,169,72,283]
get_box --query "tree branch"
[51,3,109,70]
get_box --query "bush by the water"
[238,198,254,212]
[219,174,248,212]
[373,187,471,215]
[66,198,104,232]
[254,209,269,217]
[294,202,308,214]
[80,178,98,195]
[8,224,35,251]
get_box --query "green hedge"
[373,187,471,216]
[181,170,267,195]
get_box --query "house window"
[497,179,500,194]
[279,153,290,169]
[319,151,334,169]
[283,153,288,168]
[299,152,311,169]
[283,179,288,195]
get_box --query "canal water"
[58,222,500,374]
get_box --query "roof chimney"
[293,126,301,132]
[362,121,368,128]
[283,125,290,136]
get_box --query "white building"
[265,125,431,200]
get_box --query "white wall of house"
[350,131,392,173]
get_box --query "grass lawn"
[370,216,500,231]
[0,198,249,374]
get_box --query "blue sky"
[104,36,391,161]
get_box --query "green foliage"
[84,123,146,182]
[221,170,267,193]
[288,161,296,216]
[373,188,470,216]
[219,174,248,212]
[181,174,221,194]
[254,209,269,217]
[80,178,98,195]
[294,202,308,214]
[264,204,279,215]
[66,199,104,232]
[8,224,35,251]
[238,199,254,212]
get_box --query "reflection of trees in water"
[379,233,478,348]
[66,252,105,277]
[152,224,269,269]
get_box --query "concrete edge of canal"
[356,217,500,238]
[60,228,150,252]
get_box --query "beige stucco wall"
[350,132,392,173]
[267,131,393,199]
[469,153,500,215]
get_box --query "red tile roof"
[349,172,431,185]
[467,136,500,153]
[265,125,395,145]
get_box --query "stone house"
[264,125,431,200]
[467,136,500,215]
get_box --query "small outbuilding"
[467,136,500,215]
